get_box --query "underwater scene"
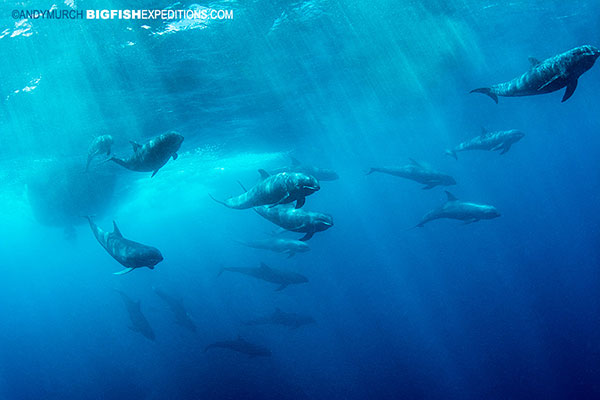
[1,1,599,399]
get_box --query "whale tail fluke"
[217,266,226,277]
[470,88,498,104]
[366,168,376,175]
[208,193,229,208]
[445,149,458,160]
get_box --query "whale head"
[295,173,320,196]
[144,247,164,269]
[314,213,334,232]
[481,205,501,220]
[570,45,600,75]
[507,129,525,143]
[160,131,185,152]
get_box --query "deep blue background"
[0,1,599,399]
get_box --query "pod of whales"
[367,159,456,189]
[210,170,320,209]
[471,45,600,103]
[218,262,308,291]
[86,135,113,172]
[415,191,500,227]
[108,131,184,177]
[85,216,164,275]
[205,336,271,357]
[254,205,333,241]
[445,128,524,160]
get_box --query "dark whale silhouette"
[205,336,271,357]
[445,128,524,160]
[471,45,600,103]
[84,216,163,275]
[218,262,308,291]
[254,205,333,241]
[367,159,456,189]
[115,290,155,341]
[210,170,319,209]
[108,131,184,177]
[415,191,500,227]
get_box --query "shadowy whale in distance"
[235,237,310,258]
[218,262,308,291]
[367,159,456,189]
[271,156,339,181]
[471,45,600,103]
[153,287,196,332]
[86,135,113,172]
[254,205,333,241]
[115,289,155,341]
[108,131,184,177]
[84,216,163,275]
[210,170,320,209]
[243,308,315,329]
[205,335,271,357]
[415,191,500,227]
[445,128,524,160]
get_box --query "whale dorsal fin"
[528,57,541,67]
[408,158,421,167]
[129,141,142,152]
[445,191,458,202]
[113,221,123,237]
[258,169,270,180]
[290,156,301,166]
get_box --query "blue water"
[1,1,599,399]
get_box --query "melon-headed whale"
[367,159,456,189]
[235,237,310,258]
[271,156,339,181]
[210,170,319,209]
[254,205,333,241]
[218,262,308,291]
[108,131,184,177]
[243,308,315,329]
[415,191,500,227]
[445,128,524,160]
[471,45,600,103]
[86,135,113,171]
[205,336,271,357]
[84,216,163,275]
[115,290,155,341]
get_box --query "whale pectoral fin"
[537,74,562,91]
[463,219,479,225]
[562,79,578,102]
[269,193,290,208]
[295,197,305,208]
[151,170,159,178]
[500,144,512,155]
[491,143,504,151]
[172,153,178,160]
[299,231,314,241]
[113,267,135,275]
[422,184,436,190]
[275,284,288,291]
[286,251,296,258]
